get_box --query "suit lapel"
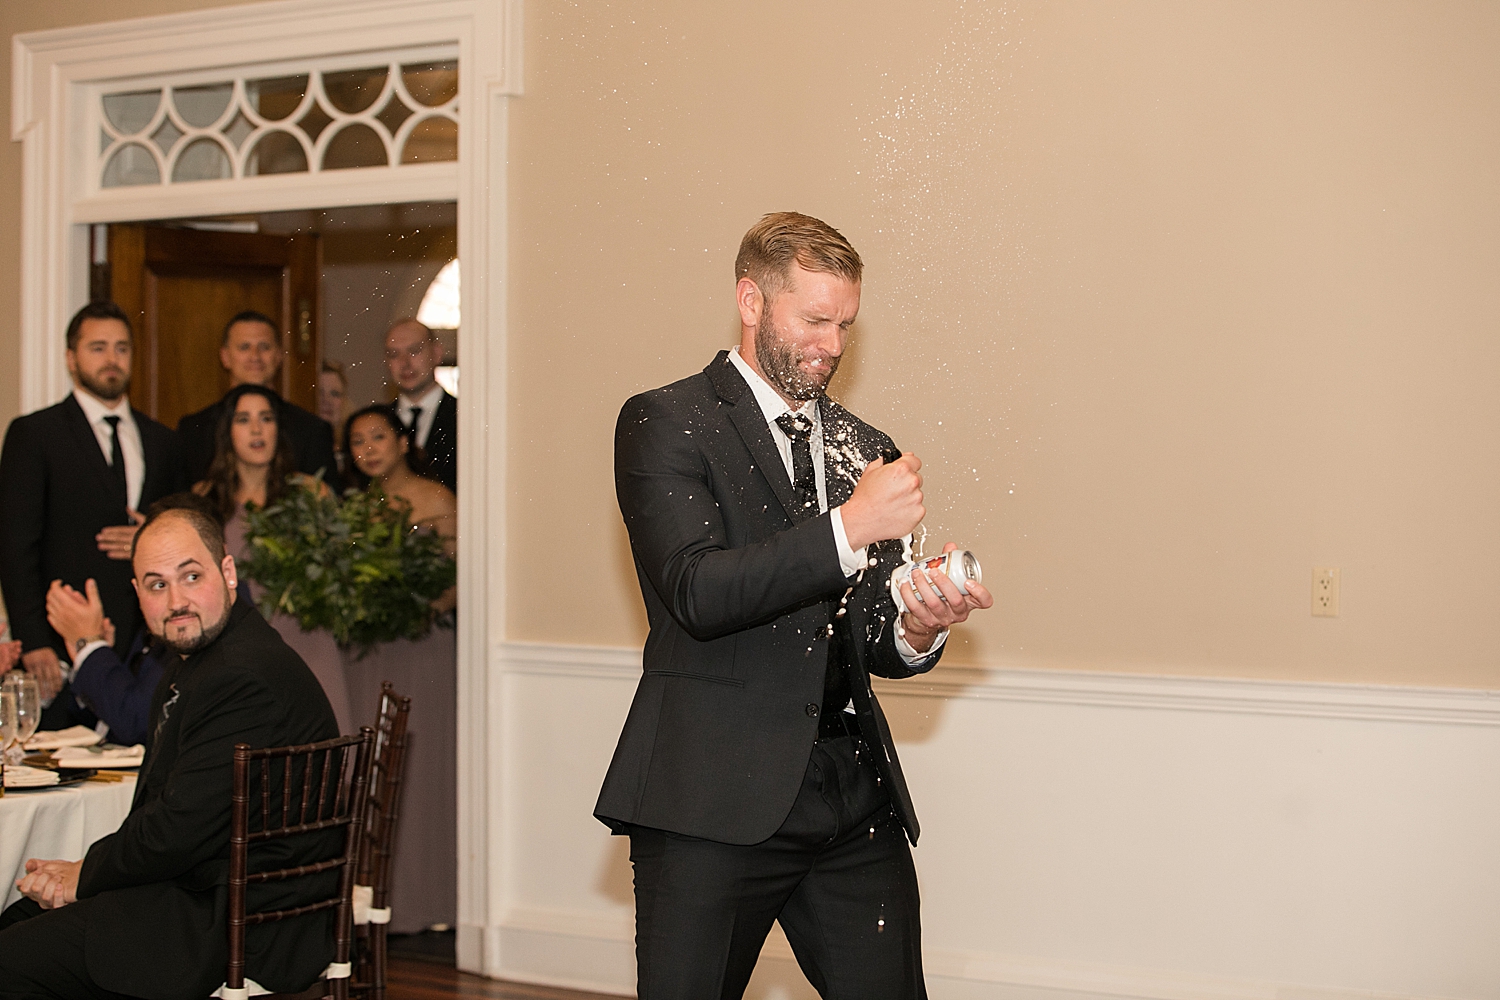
[62,395,127,507]
[429,391,457,449]
[819,398,865,510]
[705,352,807,524]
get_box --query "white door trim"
[11,0,522,975]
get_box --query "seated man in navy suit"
[42,495,222,745]
[46,578,164,746]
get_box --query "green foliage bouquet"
[240,483,456,652]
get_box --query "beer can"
[889,549,982,614]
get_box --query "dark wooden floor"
[388,957,621,999]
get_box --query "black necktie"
[406,406,423,445]
[103,415,127,503]
[774,413,819,517]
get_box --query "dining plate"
[2,768,98,792]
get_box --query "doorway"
[101,201,458,429]
[16,0,513,972]
[103,223,320,426]
[94,200,463,946]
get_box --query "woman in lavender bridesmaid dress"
[342,405,457,934]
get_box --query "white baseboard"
[486,906,1447,1000]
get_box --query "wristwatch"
[74,635,104,654]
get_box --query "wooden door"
[108,224,320,428]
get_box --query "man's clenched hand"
[840,453,925,551]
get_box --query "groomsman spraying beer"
[596,213,993,999]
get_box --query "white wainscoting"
[487,642,1500,1000]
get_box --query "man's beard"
[755,310,839,402]
[156,594,233,655]
[79,367,130,402]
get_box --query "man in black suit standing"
[0,504,340,1000]
[177,310,340,491]
[385,317,457,492]
[596,213,993,999]
[0,301,183,718]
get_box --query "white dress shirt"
[727,348,945,663]
[72,388,144,511]
[395,382,445,449]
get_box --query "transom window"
[95,47,459,190]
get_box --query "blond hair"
[734,212,862,301]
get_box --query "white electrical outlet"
[1312,567,1339,617]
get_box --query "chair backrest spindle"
[225,729,374,1000]
[350,682,412,1000]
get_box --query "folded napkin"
[26,725,102,751]
[54,744,144,769]
[3,764,61,788]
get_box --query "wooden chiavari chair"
[221,729,374,1000]
[350,683,412,1000]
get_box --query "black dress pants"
[0,898,137,1000]
[628,733,927,1000]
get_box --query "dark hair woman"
[194,384,301,524]
[338,411,459,938]
[343,404,456,600]
[191,382,352,734]
[341,405,435,492]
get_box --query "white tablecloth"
[1,774,136,909]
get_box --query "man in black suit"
[177,310,340,491]
[0,301,183,720]
[385,317,457,492]
[596,213,993,999]
[0,504,340,1000]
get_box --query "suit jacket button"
[805,703,819,717]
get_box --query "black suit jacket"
[0,395,183,659]
[595,352,939,846]
[179,390,340,492]
[421,388,458,493]
[76,598,339,1000]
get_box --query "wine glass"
[0,689,18,777]
[2,673,40,765]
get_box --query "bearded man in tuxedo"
[596,212,993,999]
[0,301,183,724]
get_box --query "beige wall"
[3,2,1495,689]
[507,0,1500,689]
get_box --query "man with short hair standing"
[597,213,993,998]
[176,310,339,489]
[0,505,340,999]
[385,317,457,492]
[0,301,183,721]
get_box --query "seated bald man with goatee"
[0,500,339,1000]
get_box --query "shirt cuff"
[70,640,111,673]
[895,623,948,664]
[829,507,869,578]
